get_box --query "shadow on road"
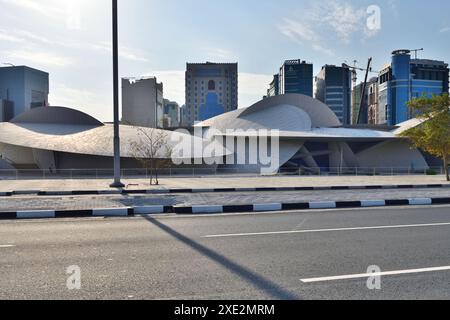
[144,216,300,300]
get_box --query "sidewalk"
[0,175,449,193]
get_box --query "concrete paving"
[0,175,449,193]
[1,188,450,211]
[1,206,450,300]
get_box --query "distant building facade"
[352,77,378,125]
[0,66,49,119]
[352,82,365,125]
[184,62,238,126]
[122,77,164,128]
[367,79,380,125]
[0,99,14,122]
[266,59,313,100]
[163,99,180,128]
[314,64,352,125]
[279,59,313,97]
[267,74,280,97]
[379,50,449,125]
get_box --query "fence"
[0,166,445,180]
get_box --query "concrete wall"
[33,149,56,170]
[356,140,429,169]
[122,78,163,128]
[0,143,36,166]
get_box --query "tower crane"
[410,48,424,59]
[343,59,379,124]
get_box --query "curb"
[1,197,450,220]
[1,184,450,197]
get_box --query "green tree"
[400,93,450,181]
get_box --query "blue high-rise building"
[379,50,449,125]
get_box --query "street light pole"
[110,0,124,188]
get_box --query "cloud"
[1,28,150,65]
[278,19,335,56]
[0,30,25,43]
[203,48,238,61]
[1,0,48,14]
[279,0,378,53]
[0,0,64,17]
[4,50,73,68]
[91,42,150,63]
[440,26,450,33]
[49,83,111,121]
[316,1,366,43]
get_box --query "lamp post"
[110,0,125,188]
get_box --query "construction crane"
[343,59,378,124]
[356,58,373,125]
[410,48,424,59]
[343,60,378,87]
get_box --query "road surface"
[1,205,450,300]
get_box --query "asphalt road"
[1,188,450,211]
[1,205,450,300]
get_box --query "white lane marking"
[203,222,450,238]
[0,245,15,248]
[300,266,450,283]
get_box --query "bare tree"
[130,127,172,185]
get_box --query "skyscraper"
[121,77,164,128]
[315,64,352,125]
[0,66,49,120]
[266,59,313,99]
[184,62,238,126]
[379,50,449,125]
[279,59,313,97]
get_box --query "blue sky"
[1,0,449,121]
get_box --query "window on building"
[208,80,216,91]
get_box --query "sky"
[1,0,449,121]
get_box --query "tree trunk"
[149,161,154,185]
[155,165,159,185]
[445,156,450,182]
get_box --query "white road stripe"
[0,245,15,248]
[301,266,450,283]
[203,222,450,238]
